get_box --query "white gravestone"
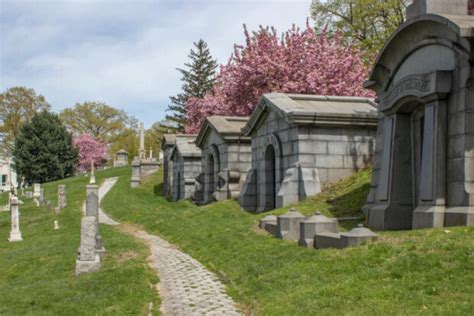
[8,197,22,242]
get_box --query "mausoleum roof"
[161,134,177,150]
[195,116,250,147]
[242,93,378,135]
[170,135,201,159]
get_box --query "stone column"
[58,185,67,209]
[139,122,145,160]
[39,188,45,205]
[8,196,22,242]
[75,216,101,275]
[86,183,106,258]
[131,157,140,188]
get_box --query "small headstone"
[131,157,140,188]
[340,224,378,247]
[58,185,67,209]
[75,216,101,275]
[276,208,305,241]
[299,212,338,248]
[85,184,106,258]
[54,220,59,230]
[33,183,41,199]
[8,197,22,242]
[89,160,96,184]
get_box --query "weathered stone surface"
[161,134,176,196]
[314,232,343,249]
[58,185,67,209]
[362,6,474,230]
[276,209,305,241]
[259,214,277,229]
[85,185,99,218]
[33,183,40,198]
[239,93,377,212]
[76,216,100,269]
[340,224,378,247]
[298,212,338,248]
[8,197,22,242]
[131,157,140,188]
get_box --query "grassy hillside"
[0,167,159,315]
[102,168,474,315]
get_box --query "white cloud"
[0,0,311,127]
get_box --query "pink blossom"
[185,24,374,133]
[73,133,108,172]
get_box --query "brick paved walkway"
[98,178,241,315]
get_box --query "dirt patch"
[116,250,139,263]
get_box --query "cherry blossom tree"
[185,24,373,133]
[73,133,108,172]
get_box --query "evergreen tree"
[13,111,78,183]
[165,39,218,132]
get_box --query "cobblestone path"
[98,178,241,316]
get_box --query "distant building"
[0,157,17,192]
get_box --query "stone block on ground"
[340,224,378,247]
[276,208,305,241]
[298,212,338,248]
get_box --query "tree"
[13,111,78,183]
[109,127,139,162]
[166,39,218,132]
[59,101,136,142]
[185,24,372,133]
[310,0,410,60]
[0,86,51,155]
[73,134,108,172]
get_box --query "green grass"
[102,168,474,315]
[0,167,160,315]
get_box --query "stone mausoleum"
[161,134,176,196]
[239,93,378,212]
[113,149,129,167]
[363,0,474,229]
[170,135,202,201]
[194,116,251,204]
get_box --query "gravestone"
[362,0,474,229]
[8,197,22,242]
[276,208,305,241]
[86,183,106,258]
[33,183,40,206]
[58,185,67,209]
[54,220,59,230]
[314,224,378,249]
[259,214,277,235]
[75,216,101,275]
[298,212,338,248]
[39,188,45,205]
[131,157,140,188]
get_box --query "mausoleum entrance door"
[207,154,215,202]
[264,145,276,210]
[176,172,181,200]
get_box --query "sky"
[0,0,312,128]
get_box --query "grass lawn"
[102,168,474,315]
[0,167,160,315]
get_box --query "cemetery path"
[98,178,241,316]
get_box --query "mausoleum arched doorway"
[264,144,276,210]
[205,145,220,203]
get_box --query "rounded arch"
[367,15,471,94]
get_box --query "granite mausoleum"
[239,93,378,212]
[113,149,129,167]
[170,135,202,201]
[194,116,251,204]
[161,134,176,196]
[363,0,474,229]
